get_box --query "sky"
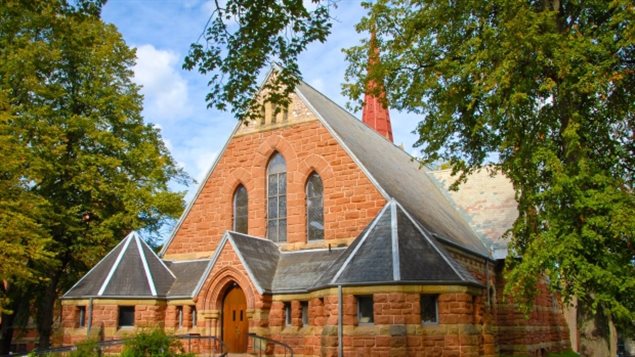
[101,0,421,206]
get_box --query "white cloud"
[133,44,191,123]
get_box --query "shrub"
[121,329,193,357]
[70,338,100,357]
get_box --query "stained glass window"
[306,172,324,240]
[267,153,286,242]
[233,185,248,234]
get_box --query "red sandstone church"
[60,69,571,356]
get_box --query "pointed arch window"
[306,172,324,241]
[233,184,248,234]
[267,153,286,242]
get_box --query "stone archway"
[198,266,256,352]
[222,284,248,353]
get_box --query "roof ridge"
[296,80,404,149]
[392,201,469,283]
[62,233,129,298]
[227,230,279,247]
[134,234,157,296]
[97,232,134,296]
[330,201,392,284]
[390,199,400,281]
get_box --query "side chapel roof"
[63,231,176,299]
[63,201,481,299]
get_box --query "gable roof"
[63,232,175,299]
[158,69,489,258]
[295,81,489,257]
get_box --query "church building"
[60,68,571,356]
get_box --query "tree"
[186,0,634,348]
[0,0,188,351]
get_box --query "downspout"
[87,297,94,336]
[338,285,343,357]
[485,259,490,307]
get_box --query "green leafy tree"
[0,0,188,351]
[183,0,333,120]
[186,0,634,348]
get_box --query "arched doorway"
[222,284,248,353]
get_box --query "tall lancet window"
[306,172,324,241]
[233,184,248,234]
[267,153,286,242]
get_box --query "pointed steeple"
[362,29,394,142]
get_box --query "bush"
[121,329,194,357]
[70,338,100,357]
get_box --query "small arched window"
[233,185,248,234]
[306,172,324,241]
[267,153,286,242]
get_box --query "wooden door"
[222,286,248,353]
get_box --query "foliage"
[344,0,635,325]
[187,0,635,328]
[69,338,100,357]
[0,90,52,314]
[121,329,194,357]
[183,0,333,121]
[0,0,189,348]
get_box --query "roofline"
[62,234,131,298]
[433,233,492,260]
[330,201,391,284]
[61,295,172,300]
[62,277,484,299]
[140,239,176,279]
[272,279,485,295]
[279,247,347,255]
[394,201,470,282]
[135,234,157,297]
[191,233,228,298]
[226,233,268,295]
[165,258,211,263]
[390,200,400,281]
[159,121,243,257]
[191,230,275,298]
[294,83,391,201]
[296,80,491,257]
[97,233,134,296]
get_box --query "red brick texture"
[163,118,386,258]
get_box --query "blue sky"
[101,0,420,204]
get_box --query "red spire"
[362,29,393,142]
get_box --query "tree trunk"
[577,300,615,357]
[0,297,21,355]
[36,270,62,350]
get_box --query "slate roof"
[65,199,479,299]
[164,260,209,298]
[206,201,479,294]
[294,81,489,257]
[272,248,346,293]
[317,200,480,287]
[64,232,176,299]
